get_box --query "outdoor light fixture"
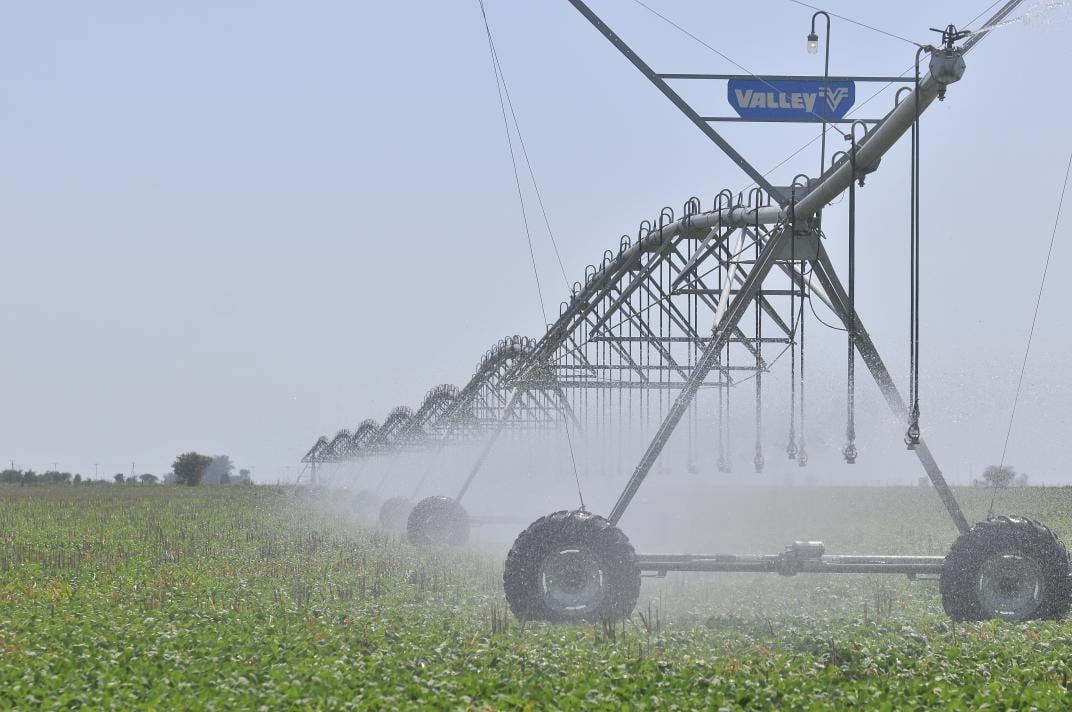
[807,10,831,175]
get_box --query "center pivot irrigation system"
[304,0,1072,623]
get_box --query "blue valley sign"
[727,78,855,122]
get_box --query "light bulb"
[807,33,819,54]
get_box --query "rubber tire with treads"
[406,496,469,546]
[503,510,640,623]
[940,515,1071,621]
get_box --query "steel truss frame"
[546,0,1024,578]
[301,335,573,486]
[300,1,1026,580]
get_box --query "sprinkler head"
[843,442,858,464]
[927,25,969,101]
[754,452,765,473]
[797,448,808,467]
[786,441,799,459]
[904,422,921,449]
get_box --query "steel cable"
[988,151,1072,517]
[477,0,586,510]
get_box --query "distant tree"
[1014,472,1030,487]
[202,455,234,485]
[237,469,252,485]
[139,473,158,485]
[172,452,213,486]
[0,469,21,485]
[21,470,37,486]
[40,470,72,486]
[219,471,231,485]
[73,473,82,485]
[980,465,1016,488]
[114,473,125,485]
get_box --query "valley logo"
[727,78,855,122]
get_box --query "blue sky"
[1,1,1070,484]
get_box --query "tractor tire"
[379,497,413,531]
[406,496,469,546]
[503,510,640,623]
[940,515,1071,621]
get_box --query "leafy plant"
[0,485,1068,708]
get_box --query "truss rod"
[564,0,787,205]
[607,229,787,525]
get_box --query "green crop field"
[2,485,1072,710]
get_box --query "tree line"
[1,452,252,487]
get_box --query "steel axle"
[637,550,946,577]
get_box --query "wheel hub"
[976,552,1045,620]
[539,546,606,617]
